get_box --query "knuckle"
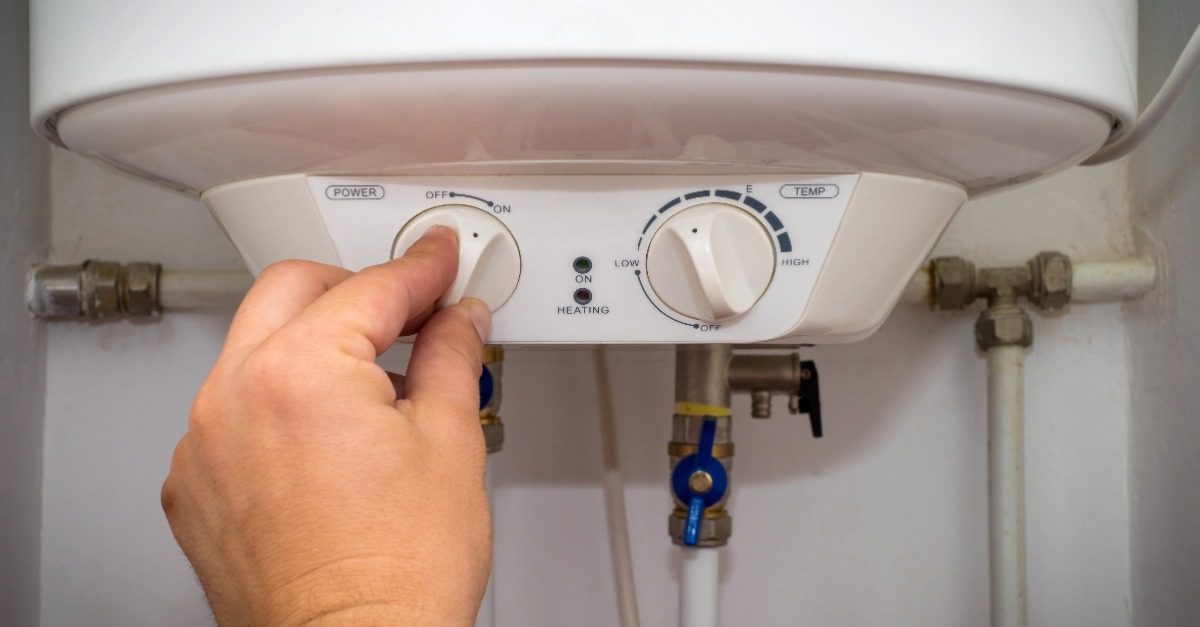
[241,343,296,390]
[350,358,393,391]
[236,339,320,409]
[160,445,186,516]
[334,299,382,339]
[187,383,221,436]
[160,476,178,516]
[256,259,325,284]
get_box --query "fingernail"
[423,224,458,243]
[463,298,492,340]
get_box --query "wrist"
[292,604,430,626]
[261,556,469,627]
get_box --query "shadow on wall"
[483,305,978,489]
[1137,114,1200,271]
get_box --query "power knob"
[391,204,521,310]
[645,203,776,322]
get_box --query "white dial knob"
[646,202,776,321]
[391,204,521,311]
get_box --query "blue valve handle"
[683,416,716,545]
[671,416,728,546]
[478,365,495,410]
[684,496,706,546]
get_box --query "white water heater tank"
[30,0,1137,344]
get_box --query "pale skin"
[161,226,492,626]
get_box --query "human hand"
[161,226,492,626]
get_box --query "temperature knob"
[392,204,521,310]
[646,203,776,321]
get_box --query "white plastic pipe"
[987,345,1027,627]
[156,257,1154,313]
[159,270,253,310]
[1070,258,1158,303]
[477,457,496,627]
[593,348,642,627]
[680,548,719,627]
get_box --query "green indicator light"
[573,256,593,274]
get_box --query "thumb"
[404,298,492,422]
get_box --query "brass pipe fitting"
[929,251,1074,316]
[28,261,161,320]
[728,353,803,419]
[670,344,733,548]
[480,345,504,454]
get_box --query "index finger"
[220,260,353,356]
[275,226,460,360]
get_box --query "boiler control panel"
[204,172,965,344]
[308,175,857,343]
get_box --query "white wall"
[0,0,49,625]
[38,145,1137,626]
[39,150,244,627]
[1128,2,1200,625]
